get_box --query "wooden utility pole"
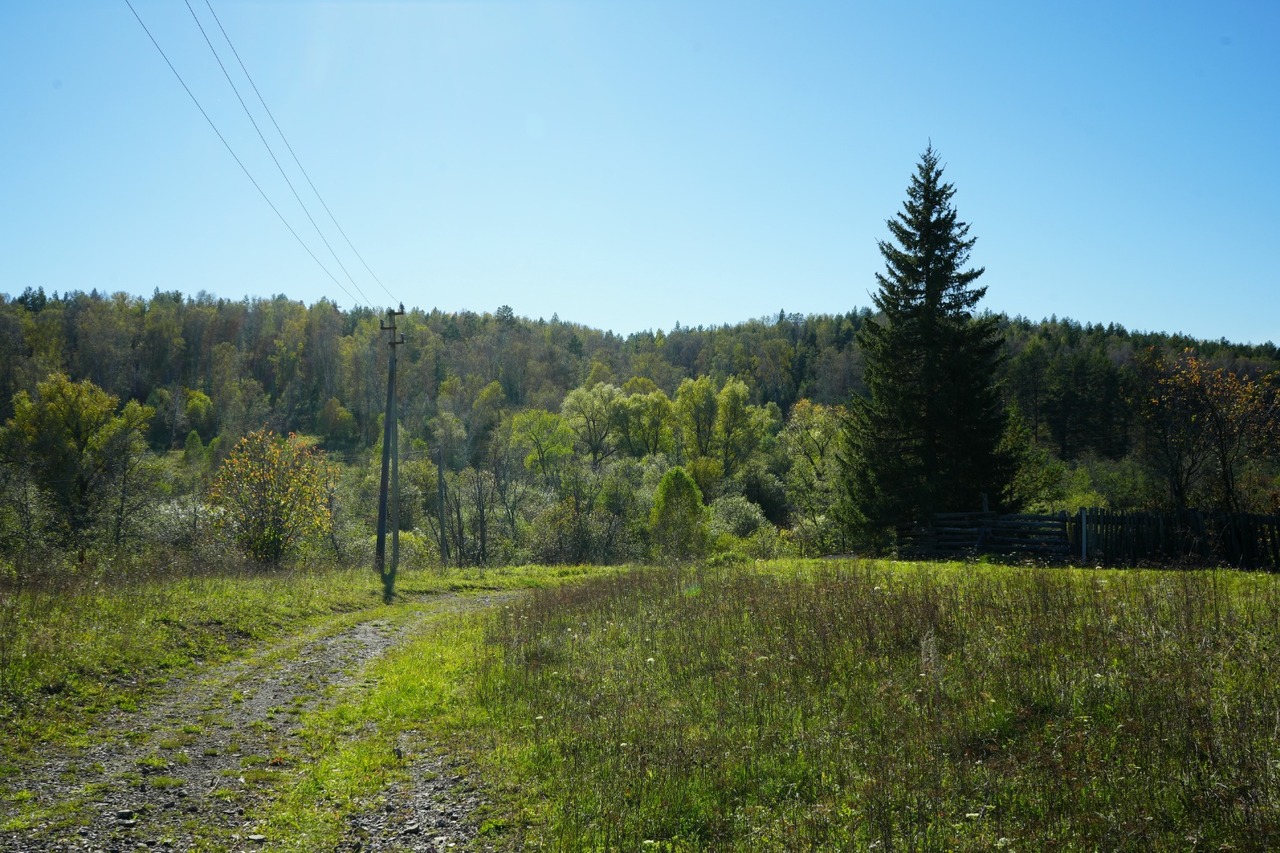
[435,446,450,567]
[375,305,405,603]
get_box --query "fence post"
[1079,507,1088,564]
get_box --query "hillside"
[0,287,1277,568]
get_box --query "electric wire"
[202,0,401,309]
[183,0,375,310]
[122,0,365,310]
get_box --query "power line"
[202,0,401,308]
[122,0,365,309]
[184,0,376,310]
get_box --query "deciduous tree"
[674,376,717,460]
[511,409,574,486]
[561,383,622,467]
[781,399,844,554]
[1138,349,1279,513]
[0,374,154,537]
[649,466,707,561]
[208,430,335,563]
[617,389,674,458]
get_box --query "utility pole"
[435,446,450,567]
[375,304,405,603]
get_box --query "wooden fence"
[1073,508,1280,570]
[913,511,1073,559]
[918,508,1280,569]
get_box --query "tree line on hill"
[2,282,1273,570]
[1,151,1277,571]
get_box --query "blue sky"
[2,1,1277,344]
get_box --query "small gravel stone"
[0,594,519,853]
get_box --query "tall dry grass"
[475,559,1280,850]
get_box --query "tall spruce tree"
[841,146,1011,546]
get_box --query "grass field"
[7,556,1280,850]
[0,552,602,759]
[463,560,1280,850]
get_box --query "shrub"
[708,495,768,539]
[649,467,707,561]
[208,431,336,564]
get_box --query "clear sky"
[2,1,1277,344]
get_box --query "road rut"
[0,592,517,852]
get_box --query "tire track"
[0,592,517,852]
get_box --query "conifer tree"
[841,146,1011,545]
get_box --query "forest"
[0,283,1277,572]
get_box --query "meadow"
[0,551,595,757]
[6,557,1280,850]
[466,560,1280,850]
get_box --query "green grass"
[14,555,1280,850]
[251,604,497,849]
[0,793,83,834]
[241,564,629,849]
[147,775,186,789]
[464,559,1280,850]
[0,554,610,759]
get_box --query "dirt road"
[0,592,515,852]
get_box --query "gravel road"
[0,593,517,853]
